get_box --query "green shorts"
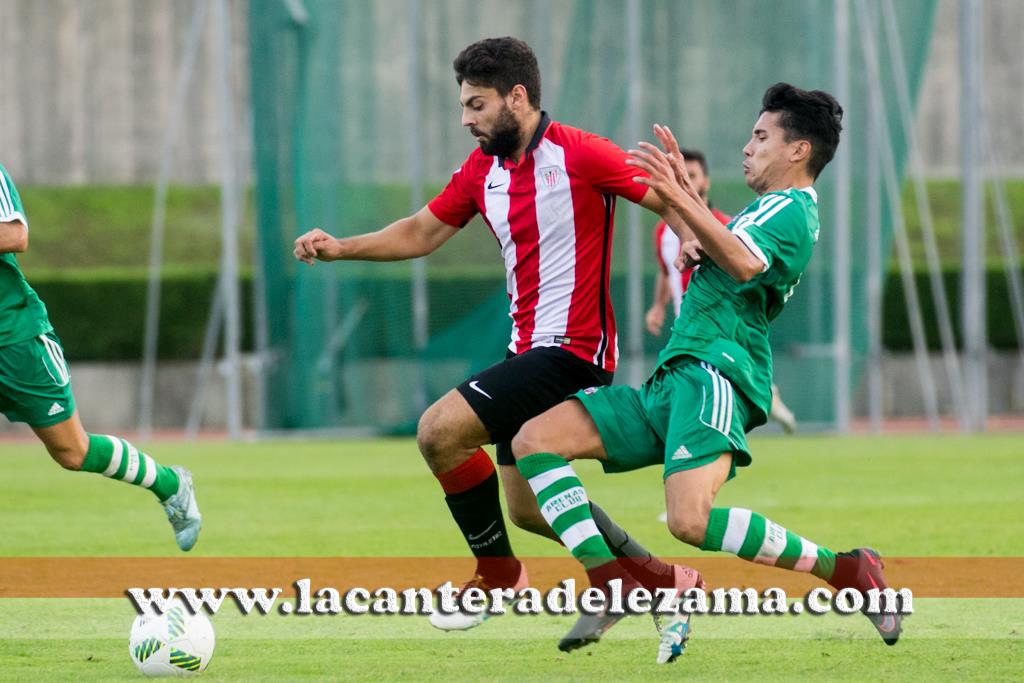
[0,332,76,428]
[575,358,753,480]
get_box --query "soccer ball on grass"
[128,601,215,677]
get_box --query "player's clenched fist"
[676,240,704,271]
[293,228,343,265]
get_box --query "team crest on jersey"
[539,166,562,189]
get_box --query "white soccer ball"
[128,601,215,677]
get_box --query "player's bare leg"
[33,410,201,551]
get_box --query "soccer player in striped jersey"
[0,163,201,551]
[645,148,797,434]
[293,37,702,631]
[512,84,902,660]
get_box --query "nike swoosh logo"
[468,520,498,541]
[469,380,493,399]
[486,181,505,190]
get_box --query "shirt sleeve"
[573,134,649,204]
[732,193,807,276]
[0,165,28,227]
[427,156,479,228]
[654,222,669,275]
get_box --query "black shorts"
[456,346,614,466]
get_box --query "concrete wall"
[0,0,251,184]
[0,0,1021,184]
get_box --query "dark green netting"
[250,0,937,431]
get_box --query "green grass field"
[1,434,1022,680]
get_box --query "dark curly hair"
[453,37,541,109]
[760,83,843,179]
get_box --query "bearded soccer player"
[293,37,700,631]
[646,148,797,434]
[512,84,901,661]
[0,164,201,551]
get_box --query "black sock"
[444,471,520,584]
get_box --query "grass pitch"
[1,433,1022,680]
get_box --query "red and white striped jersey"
[428,113,647,372]
[654,206,731,314]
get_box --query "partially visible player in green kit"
[0,163,201,551]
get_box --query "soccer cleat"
[557,563,644,653]
[161,467,202,552]
[829,548,902,645]
[429,561,528,631]
[651,565,705,633]
[656,611,692,664]
[653,567,704,664]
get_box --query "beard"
[471,105,522,158]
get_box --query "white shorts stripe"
[716,371,729,432]
[560,519,603,552]
[140,454,158,489]
[121,444,140,482]
[754,520,788,565]
[794,538,820,572]
[702,363,721,431]
[722,374,734,434]
[721,507,752,554]
[45,336,70,385]
[102,436,124,477]
[526,465,577,496]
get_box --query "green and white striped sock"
[701,507,836,581]
[517,453,614,570]
[80,434,180,502]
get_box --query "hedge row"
[25,267,1022,362]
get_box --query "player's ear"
[791,139,812,166]
[508,84,529,111]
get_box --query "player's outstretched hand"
[652,124,706,206]
[293,228,342,265]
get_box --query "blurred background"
[0,0,1020,438]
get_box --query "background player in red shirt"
[293,37,700,631]
[645,148,797,435]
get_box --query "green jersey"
[0,164,52,347]
[656,186,819,426]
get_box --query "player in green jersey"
[509,84,901,660]
[0,164,201,551]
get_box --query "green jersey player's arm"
[638,189,696,244]
[0,220,28,254]
[668,199,764,283]
[731,196,810,278]
[293,206,459,265]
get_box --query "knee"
[416,404,451,463]
[510,417,544,461]
[666,503,712,548]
